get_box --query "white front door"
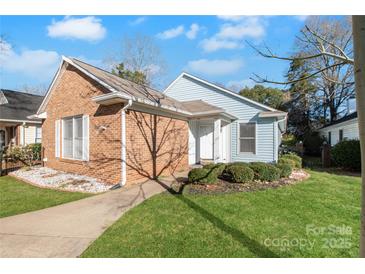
[199,125,213,159]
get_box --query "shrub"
[188,168,217,184]
[203,163,226,177]
[282,133,297,147]
[249,162,281,182]
[276,163,292,178]
[28,143,42,161]
[303,131,325,156]
[331,139,361,171]
[280,153,302,168]
[278,158,296,169]
[225,165,254,183]
[5,144,40,166]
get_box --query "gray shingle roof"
[180,100,224,114]
[320,111,358,129]
[70,58,188,112]
[0,89,44,122]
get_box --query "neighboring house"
[34,56,286,186]
[164,72,287,165]
[318,111,359,146]
[0,89,43,149]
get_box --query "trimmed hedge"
[188,168,217,184]
[280,153,302,168]
[225,165,254,183]
[331,139,361,171]
[203,163,226,177]
[278,158,296,169]
[249,162,281,182]
[276,163,292,178]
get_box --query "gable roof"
[164,72,279,112]
[0,89,44,123]
[37,56,190,115]
[320,112,358,129]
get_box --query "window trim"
[35,126,42,143]
[237,121,257,155]
[339,129,343,142]
[61,115,84,161]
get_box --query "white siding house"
[164,72,287,164]
[318,112,359,146]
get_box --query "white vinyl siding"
[55,120,60,157]
[61,115,89,161]
[238,123,256,154]
[165,75,276,162]
[319,118,359,146]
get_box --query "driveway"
[0,178,174,258]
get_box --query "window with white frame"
[62,115,87,160]
[239,123,256,154]
[35,126,42,143]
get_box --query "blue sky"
[0,15,310,93]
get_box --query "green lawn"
[82,170,361,258]
[0,175,91,218]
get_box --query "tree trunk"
[352,15,365,258]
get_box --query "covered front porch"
[0,122,18,149]
[188,115,234,165]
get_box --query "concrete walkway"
[0,179,173,258]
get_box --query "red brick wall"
[126,110,189,184]
[43,64,189,185]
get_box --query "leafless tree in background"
[104,34,167,88]
[249,15,365,257]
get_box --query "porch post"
[213,118,221,163]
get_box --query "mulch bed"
[171,169,310,195]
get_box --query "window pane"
[63,119,73,158]
[240,123,255,138]
[74,117,83,159]
[240,139,255,153]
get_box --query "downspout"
[120,99,132,186]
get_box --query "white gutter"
[120,99,133,186]
[276,116,287,133]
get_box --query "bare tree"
[249,16,365,257]
[104,34,167,88]
[250,16,354,122]
[21,84,48,96]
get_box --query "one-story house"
[34,56,286,186]
[0,89,43,149]
[318,111,359,146]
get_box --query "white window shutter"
[82,115,89,161]
[55,120,60,157]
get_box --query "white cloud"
[47,16,106,42]
[187,59,243,76]
[294,15,309,22]
[200,16,266,52]
[0,41,60,80]
[216,15,246,22]
[200,37,241,52]
[186,23,200,40]
[129,17,147,26]
[227,79,255,91]
[157,25,185,40]
[217,17,265,40]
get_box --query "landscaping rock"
[10,167,110,193]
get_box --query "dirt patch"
[172,169,310,195]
